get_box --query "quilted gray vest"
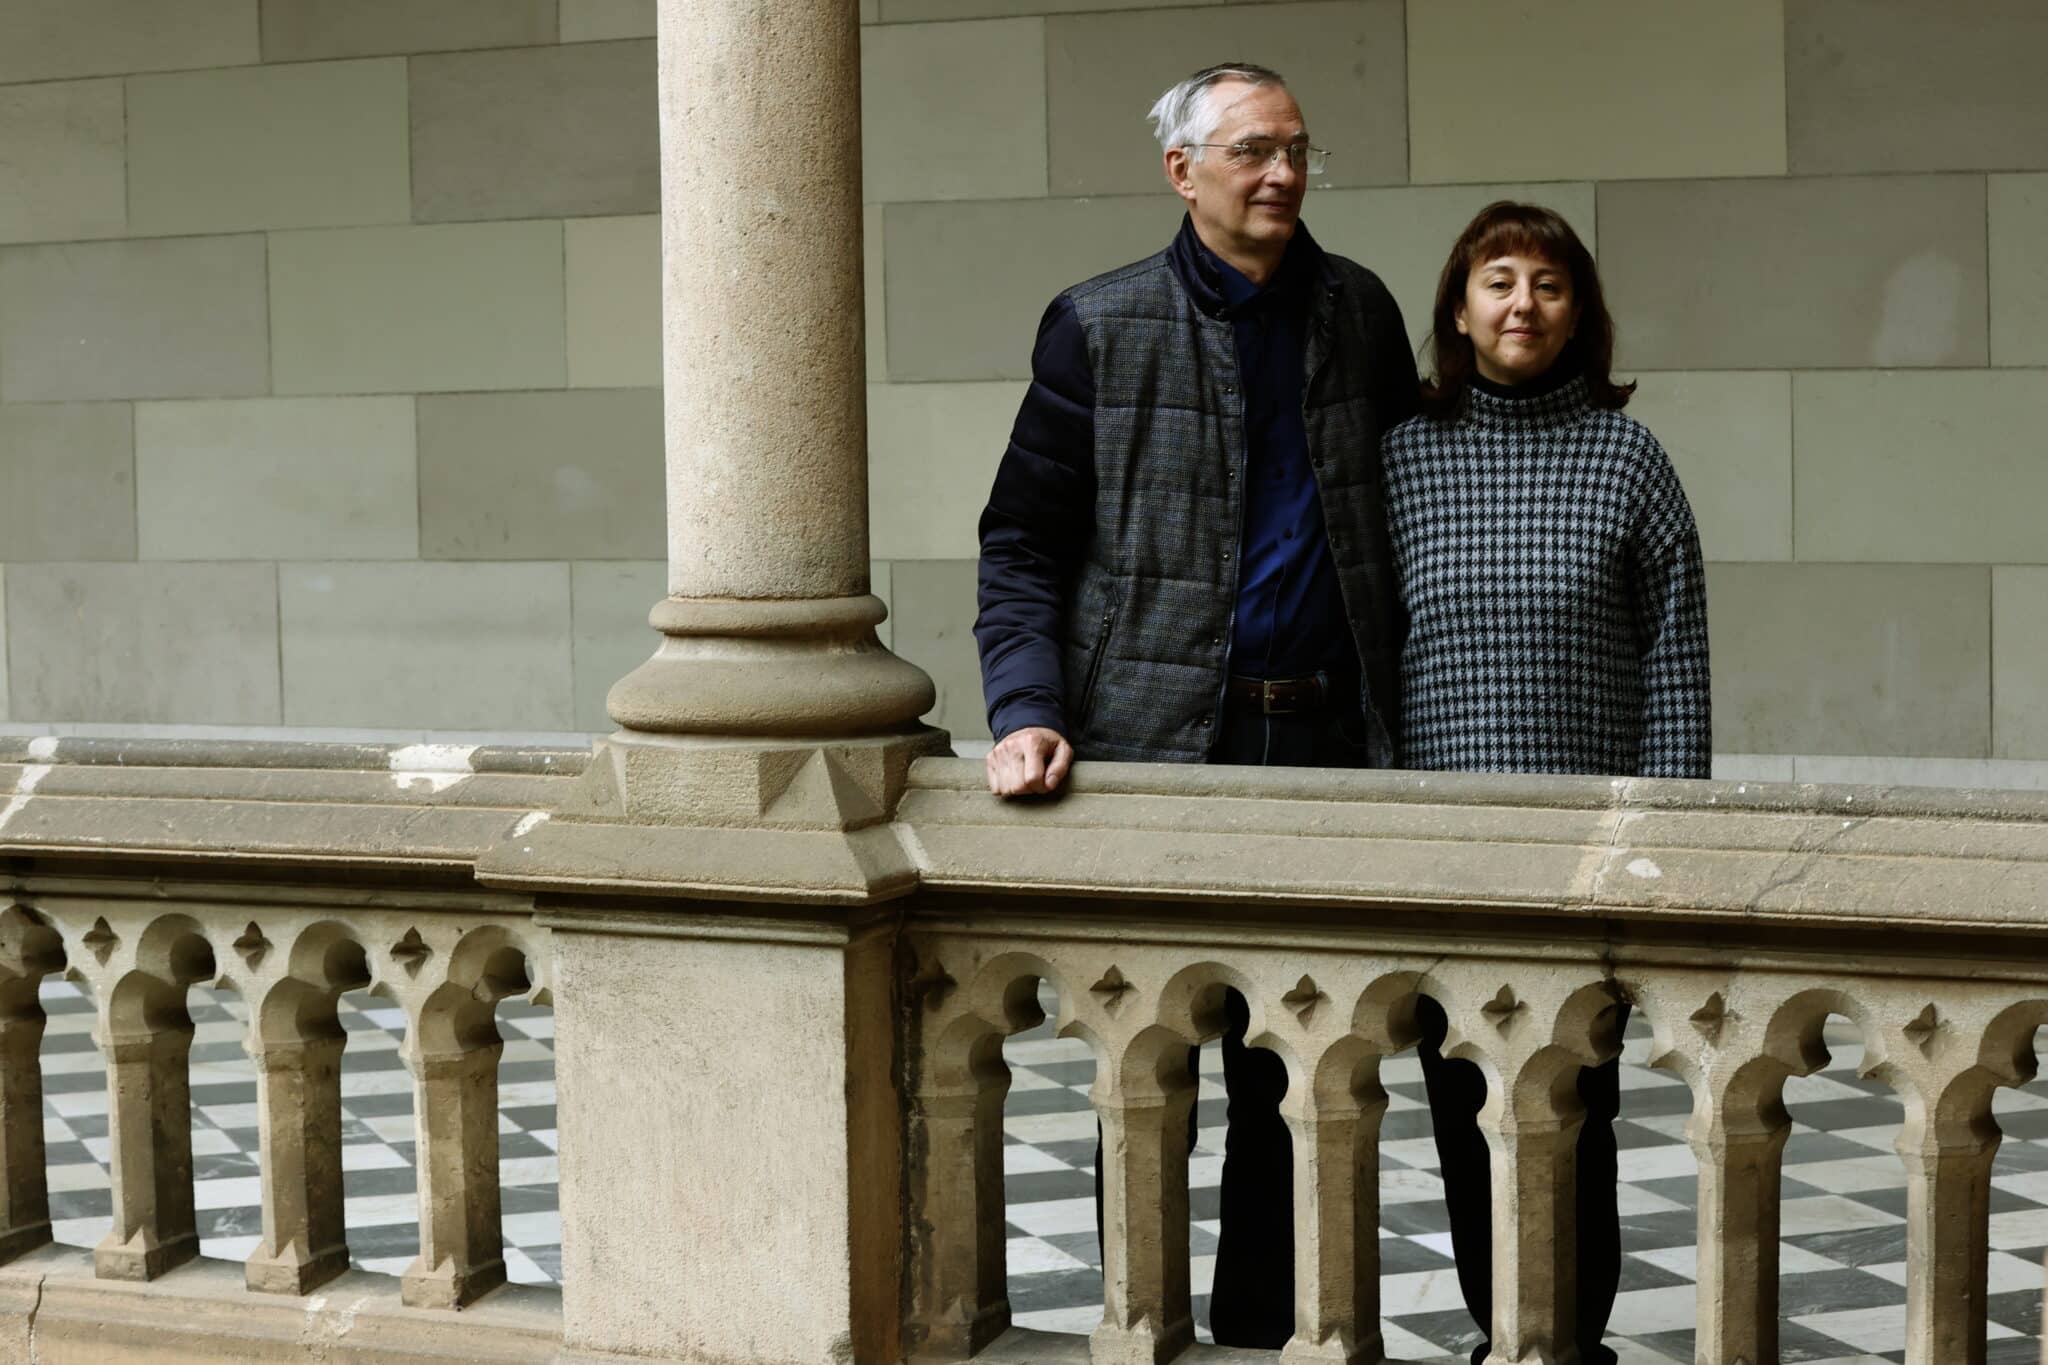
[1059,237,1409,763]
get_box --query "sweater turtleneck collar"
[1463,354,1593,428]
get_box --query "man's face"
[1166,81,1309,260]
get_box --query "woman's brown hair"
[1418,200,1635,418]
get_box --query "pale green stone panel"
[1990,175,2048,368]
[0,80,127,245]
[1994,567,2048,760]
[868,382,1021,561]
[890,559,986,740]
[560,0,655,41]
[259,0,555,61]
[566,216,660,390]
[1707,563,1990,758]
[1625,373,1791,563]
[134,398,419,561]
[884,195,1183,382]
[1600,175,1989,371]
[410,41,658,223]
[280,562,574,730]
[1046,1,1406,196]
[127,59,412,236]
[417,390,664,560]
[5,562,281,724]
[0,236,270,402]
[269,221,567,395]
[884,0,1206,17]
[1793,371,2048,564]
[0,568,8,721]
[861,19,1046,204]
[0,403,136,562]
[570,560,663,732]
[0,0,257,84]
[1304,181,1596,355]
[865,204,887,383]
[1787,0,2048,174]
[1408,0,1785,183]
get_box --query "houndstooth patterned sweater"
[1380,374,1711,779]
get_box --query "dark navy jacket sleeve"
[974,295,1096,743]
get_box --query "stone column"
[482,0,943,901]
[0,1003,50,1264]
[401,1037,507,1310]
[1091,1058,1197,1365]
[1281,1065,1386,1365]
[96,1028,200,1280]
[1689,1098,1789,1365]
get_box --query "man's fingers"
[1019,743,1047,793]
[1044,739,1075,791]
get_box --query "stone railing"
[895,761,2048,1365]
[0,738,573,1362]
[5,740,2048,1364]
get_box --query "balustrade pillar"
[95,1025,199,1279]
[0,1001,50,1262]
[1092,1075,1196,1365]
[1901,1109,1997,1365]
[903,1074,1010,1358]
[1281,1071,1386,1365]
[1479,1100,1581,1365]
[401,1036,506,1309]
[1687,1104,1789,1365]
[245,1033,350,1294]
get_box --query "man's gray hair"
[1146,62,1288,159]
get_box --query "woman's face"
[1455,252,1580,385]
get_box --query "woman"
[1381,202,1710,1365]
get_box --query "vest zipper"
[1209,327,1248,753]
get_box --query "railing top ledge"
[904,755,2048,822]
[898,758,2048,937]
[0,736,591,778]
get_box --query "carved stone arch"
[251,920,372,1048]
[411,925,533,1056]
[959,949,1065,1031]
[1307,1032,1383,1112]
[0,905,65,1018]
[1762,985,1874,1080]
[107,914,215,1035]
[1353,968,1429,1052]
[1113,1021,1206,1101]
[1154,958,1264,1047]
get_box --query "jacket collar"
[1168,214,1332,319]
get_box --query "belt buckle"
[1261,680,1280,715]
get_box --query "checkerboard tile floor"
[998,990,2048,1364]
[32,979,2048,1363]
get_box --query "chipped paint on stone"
[1626,857,1664,880]
[26,736,58,761]
[388,743,478,795]
[512,811,550,839]
[0,763,50,833]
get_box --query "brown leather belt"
[1224,673,1330,715]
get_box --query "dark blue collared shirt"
[1208,241,1354,681]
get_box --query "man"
[971,62,1418,1347]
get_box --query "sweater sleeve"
[1628,436,1712,779]
[973,295,1097,742]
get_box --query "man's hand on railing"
[985,726,1074,797]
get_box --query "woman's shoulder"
[1382,409,1460,456]
[1577,406,1672,465]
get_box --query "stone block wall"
[1,0,2045,783]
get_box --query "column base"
[476,727,952,902]
[94,1230,199,1282]
[1090,1315,1195,1365]
[402,1252,507,1310]
[1281,1327,1388,1365]
[244,1240,349,1295]
[606,594,935,738]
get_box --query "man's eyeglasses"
[1185,139,1330,176]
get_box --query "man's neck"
[1193,220,1288,288]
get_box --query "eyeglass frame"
[1182,139,1331,175]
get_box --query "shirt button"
[1221,550,1232,562]
[1211,634,1223,646]
[1199,714,1212,728]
